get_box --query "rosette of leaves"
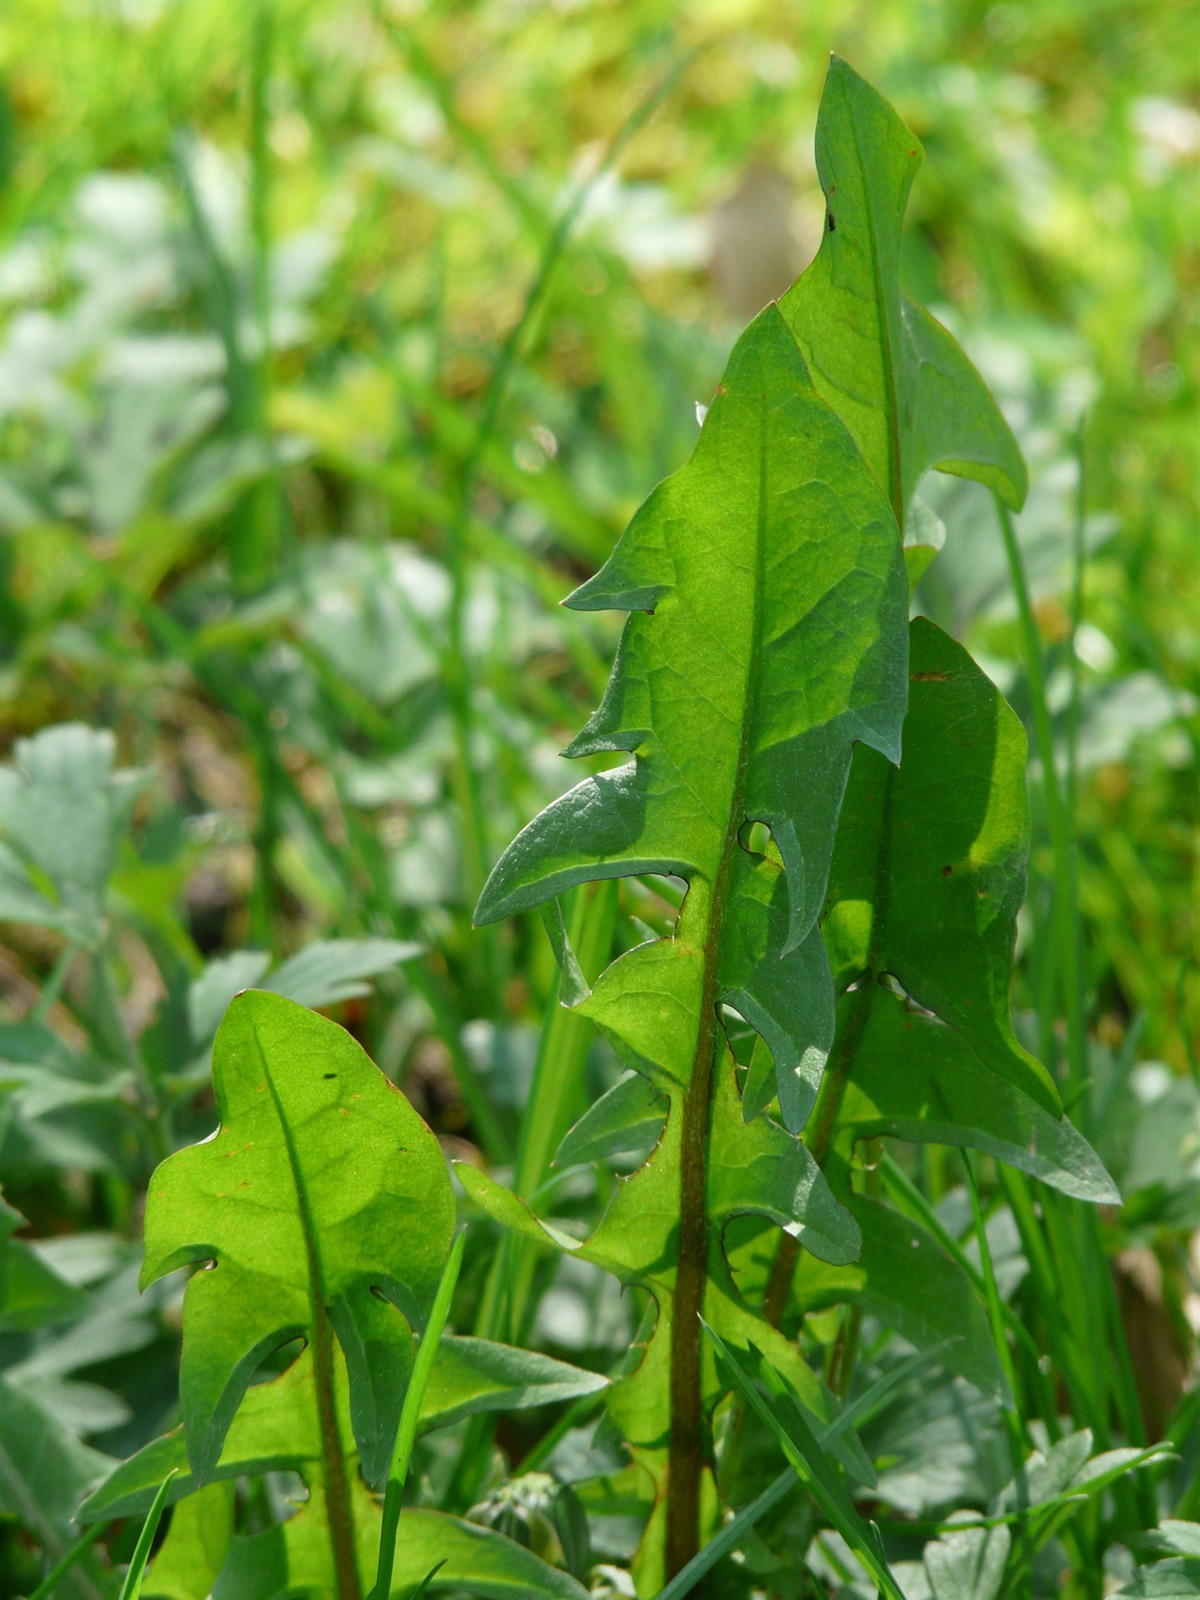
[464,56,1060,1588]
[83,991,605,1600]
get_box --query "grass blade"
[653,1343,954,1599]
[701,1321,906,1600]
[373,1230,466,1600]
[26,1523,106,1600]
[404,1561,446,1600]
[116,1469,177,1600]
[653,1471,795,1600]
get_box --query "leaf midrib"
[665,375,770,1577]
[250,1019,362,1600]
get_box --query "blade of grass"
[961,1153,1026,1447]
[962,1150,1036,1590]
[652,1471,796,1600]
[117,1470,177,1600]
[702,1322,906,1600]
[452,883,615,1506]
[653,1341,956,1600]
[25,1523,106,1600]
[372,1230,466,1600]
[995,496,1152,1524]
[401,1561,445,1600]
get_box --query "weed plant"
[0,6,1195,1600]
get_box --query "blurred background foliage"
[0,0,1195,1592]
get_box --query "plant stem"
[504,880,617,1337]
[311,1299,362,1600]
[666,879,724,1583]
[762,985,871,1329]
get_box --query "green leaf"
[265,938,424,1010]
[476,300,906,957]
[553,1069,665,1167]
[80,1336,606,1522]
[0,1195,82,1331]
[0,1376,111,1594]
[923,1521,1010,1600]
[140,989,456,1484]
[144,1483,235,1600]
[420,1336,609,1427]
[0,724,145,949]
[212,1481,591,1600]
[187,939,422,1052]
[778,56,1026,529]
[996,1431,1174,1515]
[823,616,1061,1116]
[836,1002,1114,1201]
[791,1195,1009,1404]
[539,899,591,1007]
[1113,1561,1200,1598]
[1145,1525,1200,1559]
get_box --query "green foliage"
[0,726,145,949]
[101,992,600,1600]
[141,989,454,1486]
[0,9,1192,1600]
[777,59,1027,529]
[465,56,1124,1591]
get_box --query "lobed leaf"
[822,616,1062,1115]
[140,990,455,1484]
[0,724,145,949]
[80,1337,606,1522]
[778,55,1026,528]
[790,1195,1009,1404]
[210,1479,590,1600]
[477,298,906,961]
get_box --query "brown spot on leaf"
[941,865,953,877]
[827,213,836,232]
[912,670,951,682]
